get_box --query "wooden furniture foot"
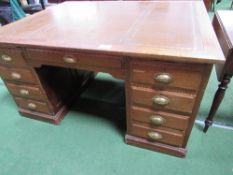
[19,104,68,124]
[125,134,187,157]
[203,75,231,132]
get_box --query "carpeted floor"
[0,0,233,174]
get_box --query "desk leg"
[203,74,232,132]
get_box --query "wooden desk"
[0,1,224,157]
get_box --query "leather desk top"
[0,1,224,64]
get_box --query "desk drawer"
[27,49,123,69]
[14,97,51,114]
[131,106,189,131]
[0,48,27,67]
[0,66,37,84]
[6,82,46,101]
[131,86,195,114]
[130,61,203,91]
[130,123,184,147]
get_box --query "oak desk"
[0,1,224,157]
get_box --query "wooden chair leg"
[212,0,215,11]
[39,0,45,9]
[203,74,232,133]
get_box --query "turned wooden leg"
[39,0,45,9]
[203,74,232,133]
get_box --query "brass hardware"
[11,72,21,80]
[154,73,173,84]
[148,132,162,141]
[28,103,36,110]
[150,115,166,125]
[63,55,77,64]
[1,54,12,62]
[152,95,170,106]
[20,89,29,96]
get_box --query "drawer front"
[130,61,203,91]
[27,49,123,69]
[130,123,184,147]
[0,66,37,84]
[131,106,189,131]
[6,83,46,101]
[14,97,51,114]
[0,48,27,67]
[131,86,195,114]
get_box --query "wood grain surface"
[0,1,224,64]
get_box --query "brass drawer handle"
[20,89,29,96]
[148,132,163,141]
[152,95,170,106]
[63,55,77,64]
[11,72,21,80]
[28,103,37,110]
[1,54,12,62]
[154,73,173,84]
[150,115,166,125]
